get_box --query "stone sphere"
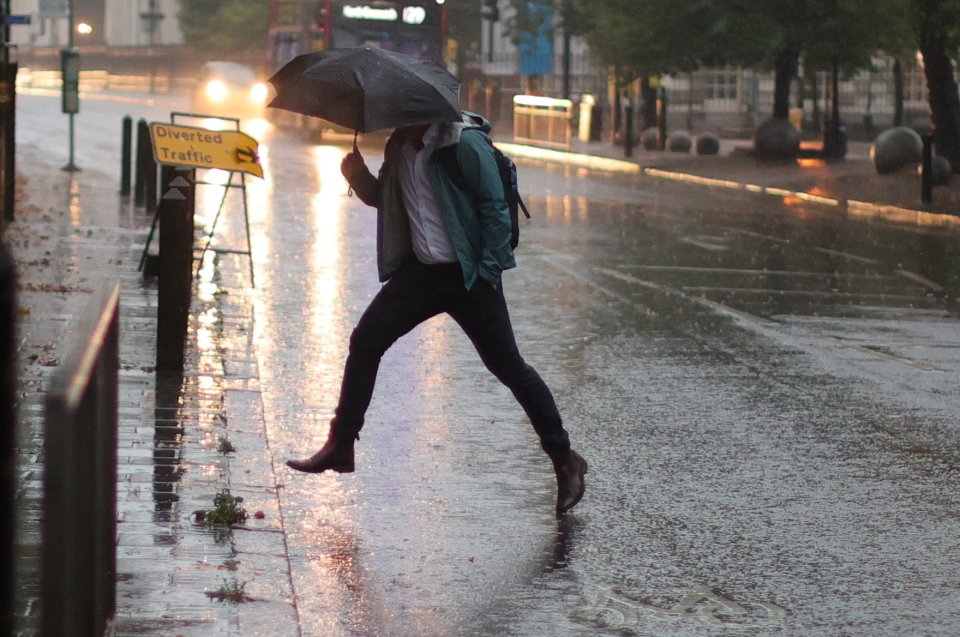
[667,130,692,153]
[871,127,923,174]
[696,132,721,155]
[640,127,660,151]
[753,118,800,159]
[917,154,953,186]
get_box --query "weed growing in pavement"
[205,578,254,603]
[217,435,236,454]
[193,489,248,526]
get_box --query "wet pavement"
[8,89,960,636]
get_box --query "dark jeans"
[333,259,570,459]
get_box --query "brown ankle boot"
[286,436,355,474]
[553,450,587,515]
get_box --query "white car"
[191,61,270,119]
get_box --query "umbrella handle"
[347,130,359,198]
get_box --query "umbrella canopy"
[268,46,461,133]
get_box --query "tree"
[178,0,268,58]
[504,0,586,97]
[446,0,483,72]
[574,0,913,123]
[912,0,960,172]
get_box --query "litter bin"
[578,94,603,143]
[578,94,595,143]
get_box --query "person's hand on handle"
[340,146,367,182]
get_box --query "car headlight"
[250,82,269,104]
[205,79,228,102]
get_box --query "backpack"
[436,130,531,250]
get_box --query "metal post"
[62,0,80,172]
[145,139,158,213]
[624,100,633,159]
[120,116,132,197]
[922,131,933,204]
[0,240,16,637]
[156,166,195,373]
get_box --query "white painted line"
[833,339,942,371]
[894,269,945,293]
[679,237,727,251]
[813,247,880,265]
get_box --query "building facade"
[10,0,183,48]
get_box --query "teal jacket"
[349,112,515,290]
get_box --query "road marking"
[680,286,928,303]
[894,269,945,294]
[680,235,728,251]
[833,340,942,371]
[723,227,792,245]
[571,586,787,632]
[813,246,880,265]
[623,264,897,283]
[593,266,779,326]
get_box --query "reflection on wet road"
[204,123,960,636]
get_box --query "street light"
[76,22,92,36]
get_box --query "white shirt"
[397,125,459,264]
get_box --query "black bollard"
[120,116,132,197]
[921,131,933,205]
[134,119,149,207]
[156,166,196,373]
[624,101,634,159]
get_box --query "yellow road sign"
[149,122,263,178]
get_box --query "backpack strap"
[435,143,467,192]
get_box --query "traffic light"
[481,0,499,22]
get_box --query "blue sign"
[517,2,553,77]
[2,15,32,25]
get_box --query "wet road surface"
[18,92,960,635]
[231,124,960,636]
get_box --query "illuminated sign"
[402,6,426,24]
[342,5,399,21]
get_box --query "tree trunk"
[919,45,960,172]
[640,76,658,131]
[893,58,904,127]
[914,0,960,173]
[772,46,800,120]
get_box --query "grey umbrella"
[267,46,461,134]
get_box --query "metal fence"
[42,282,120,637]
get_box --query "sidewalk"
[503,136,960,223]
[6,132,958,634]
[7,156,298,635]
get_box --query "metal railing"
[42,282,120,637]
[513,94,573,149]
